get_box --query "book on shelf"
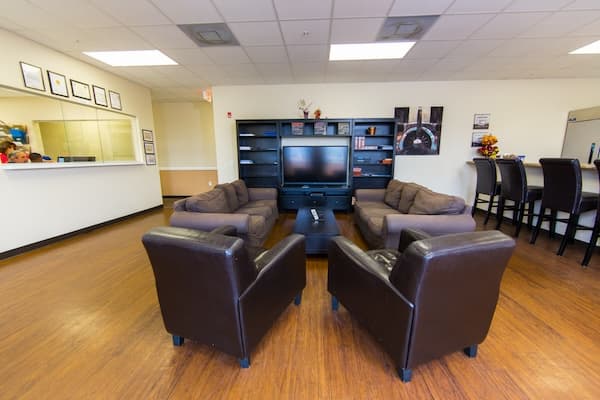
[291,122,304,135]
[337,122,350,135]
[314,121,327,135]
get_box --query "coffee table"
[293,207,340,255]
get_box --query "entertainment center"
[236,118,399,211]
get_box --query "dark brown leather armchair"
[142,226,306,368]
[327,228,515,382]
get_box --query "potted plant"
[298,99,312,119]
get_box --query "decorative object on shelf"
[70,79,91,100]
[314,108,322,119]
[337,122,350,135]
[292,121,304,135]
[314,121,327,135]
[20,62,45,91]
[298,99,312,119]
[396,106,443,156]
[109,90,122,110]
[92,85,108,107]
[478,134,499,158]
[47,70,68,97]
[367,126,376,135]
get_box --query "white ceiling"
[2,0,600,101]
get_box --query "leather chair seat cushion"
[232,179,249,206]
[185,189,230,213]
[366,249,401,272]
[215,183,239,211]
[397,183,426,213]
[384,180,405,209]
[408,189,466,215]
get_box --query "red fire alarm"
[227,112,232,118]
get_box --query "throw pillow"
[397,183,423,213]
[185,189,230,213]
[384,180,404,209]
[215,183,240,211]
[231,179,249,206]
[408,189,466,215]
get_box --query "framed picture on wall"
[144,141,155,154]
[109,90,122,110]
[142,129,154,142]
[145,154,156,165]
[70,79,91,100]
[92,85,108,106]
[20,62,45,91]
[47,71,68,97]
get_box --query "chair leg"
[172,335,184,346]
[332,296,339,311]
[399,368,412,382]
[582,222,600,266]
[484,195,495,225]
[472,193,478,217]
[527,200,535,228]
[294,292,302,306]
[463,345,478,358]
[549,210,558,238]
[558,214,578,256]
[495,198,505,230]
[514,202,525,237]
[530,207,546,244]
[239,357,250,368]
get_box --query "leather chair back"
[473,157,498,195]
[539,158,583,213]
[496,158,527,203]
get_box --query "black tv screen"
[283,146,348,185]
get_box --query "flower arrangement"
[298,99,312,117]
[314,108,321,119]
[478,134,499,158]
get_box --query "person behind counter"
[7,149,29,163]
[29,152,43,162]
[0,141,17,163]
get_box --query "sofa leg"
[172,335,184,346]
[464,345,478,358]
[332,296,339,311]
[399,368,412,382]
[239,357,250,368]
[294,292,302,306]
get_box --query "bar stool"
[582,159,600,266]
[472,158,501,225]
[495,158,543,237]
[530,158,598,257]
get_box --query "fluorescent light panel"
[569,40,600,54]
[329,42,415,61]
[83,50,177,66]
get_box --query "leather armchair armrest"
[170,212,250,233]
[397,228,431,253]
[248,187,278,201]
[209,225,237,236]
[355,188,385,202]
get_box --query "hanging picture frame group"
[20,62,45,91]
[47,70,68,97]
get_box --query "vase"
[303,111,308,119]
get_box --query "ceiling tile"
[280,20,331,45]
[292,62,327,75]
[567,17,600,36]
[131,25,197,49]
[504,0,575,12]
[244,46,289,63]
[331,18,385,43]
[29,0,120,28]
[150,0,222,24]
[255,63,293,81]
[14,28,92,53]
[404,40,460,59]
[333,0,394,18]
[287,45,330,62]
[79,27,154,51]
[444,39,505,57]
[202,46,252,64]
[519,11,600,38]
[274,0,333,20]
[564,0,600,10]
[228,22,283,46]
[422,14,495,40]
[0,0,68,29]
[213,0,276,22]
[446,0,513,13]
[427,57,478,72]
[471,12,550,39]
[162,49,214,66]
[389,0,454,16]
[90,0,171,26]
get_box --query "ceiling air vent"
[178,23,239,47]
[377,16,439,41]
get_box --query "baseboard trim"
[0,205,163,261]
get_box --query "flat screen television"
[282,146,348,185]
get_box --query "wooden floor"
[1,205,599,399]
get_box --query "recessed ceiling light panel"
[83,50,177,66]
[329,42,416,61]
[570,40,600,54]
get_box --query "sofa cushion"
[397,183,425,213]
[231,179,249,206]
[235,204,273,220]
[408,189,466,215]
[215,183,239,211]
[384,180,404,209]
[185,189,229,213]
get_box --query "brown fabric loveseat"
[354,179,476,249]
[170,180,278,247]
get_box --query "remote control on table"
[310,208,319,221]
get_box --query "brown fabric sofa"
[354,179,476,249]
[170,180,278,247]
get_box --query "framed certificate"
[70,79,91,100]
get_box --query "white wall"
[213,80,600,201]
[0,29,162,254]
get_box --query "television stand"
[279,186,351,211]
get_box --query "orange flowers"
[479,134,499,158]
